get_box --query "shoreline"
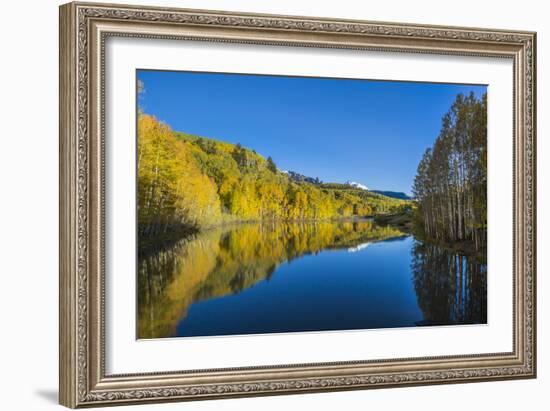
[139,213,486,260]
[138,215,385,256]
[374,212,486,258]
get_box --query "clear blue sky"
[137,70,486,195]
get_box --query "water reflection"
[137,219,487,339]
[411,241,487,326]
[137,219,403,338]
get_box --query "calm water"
[137,220,487,339]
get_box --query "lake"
[137,219,487,339]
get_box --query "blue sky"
[137,70,486,195]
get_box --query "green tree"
[267,156,277,173]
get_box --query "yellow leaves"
[138,114,407,241]
[138,115,221,235]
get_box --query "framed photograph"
[59,2,537,408]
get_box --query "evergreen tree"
[267,156,277,173]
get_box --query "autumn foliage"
[137,114,406,244]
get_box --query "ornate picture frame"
[59,1,536,408]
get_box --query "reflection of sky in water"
[138,221,487,339]
[347,242,371,253]
[177,236,423,337]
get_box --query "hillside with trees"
[137,114,407,248]
[412,92,487,252]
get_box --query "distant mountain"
[346,181,369,191]
[344,181,411,200]
[370,190,412,200]
[282,174,409,201]
[282,170,322,185]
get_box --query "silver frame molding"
[59,2,537,408]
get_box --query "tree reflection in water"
[411,241,487,326]
[137,219,404,339]
[137,219,487,339]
